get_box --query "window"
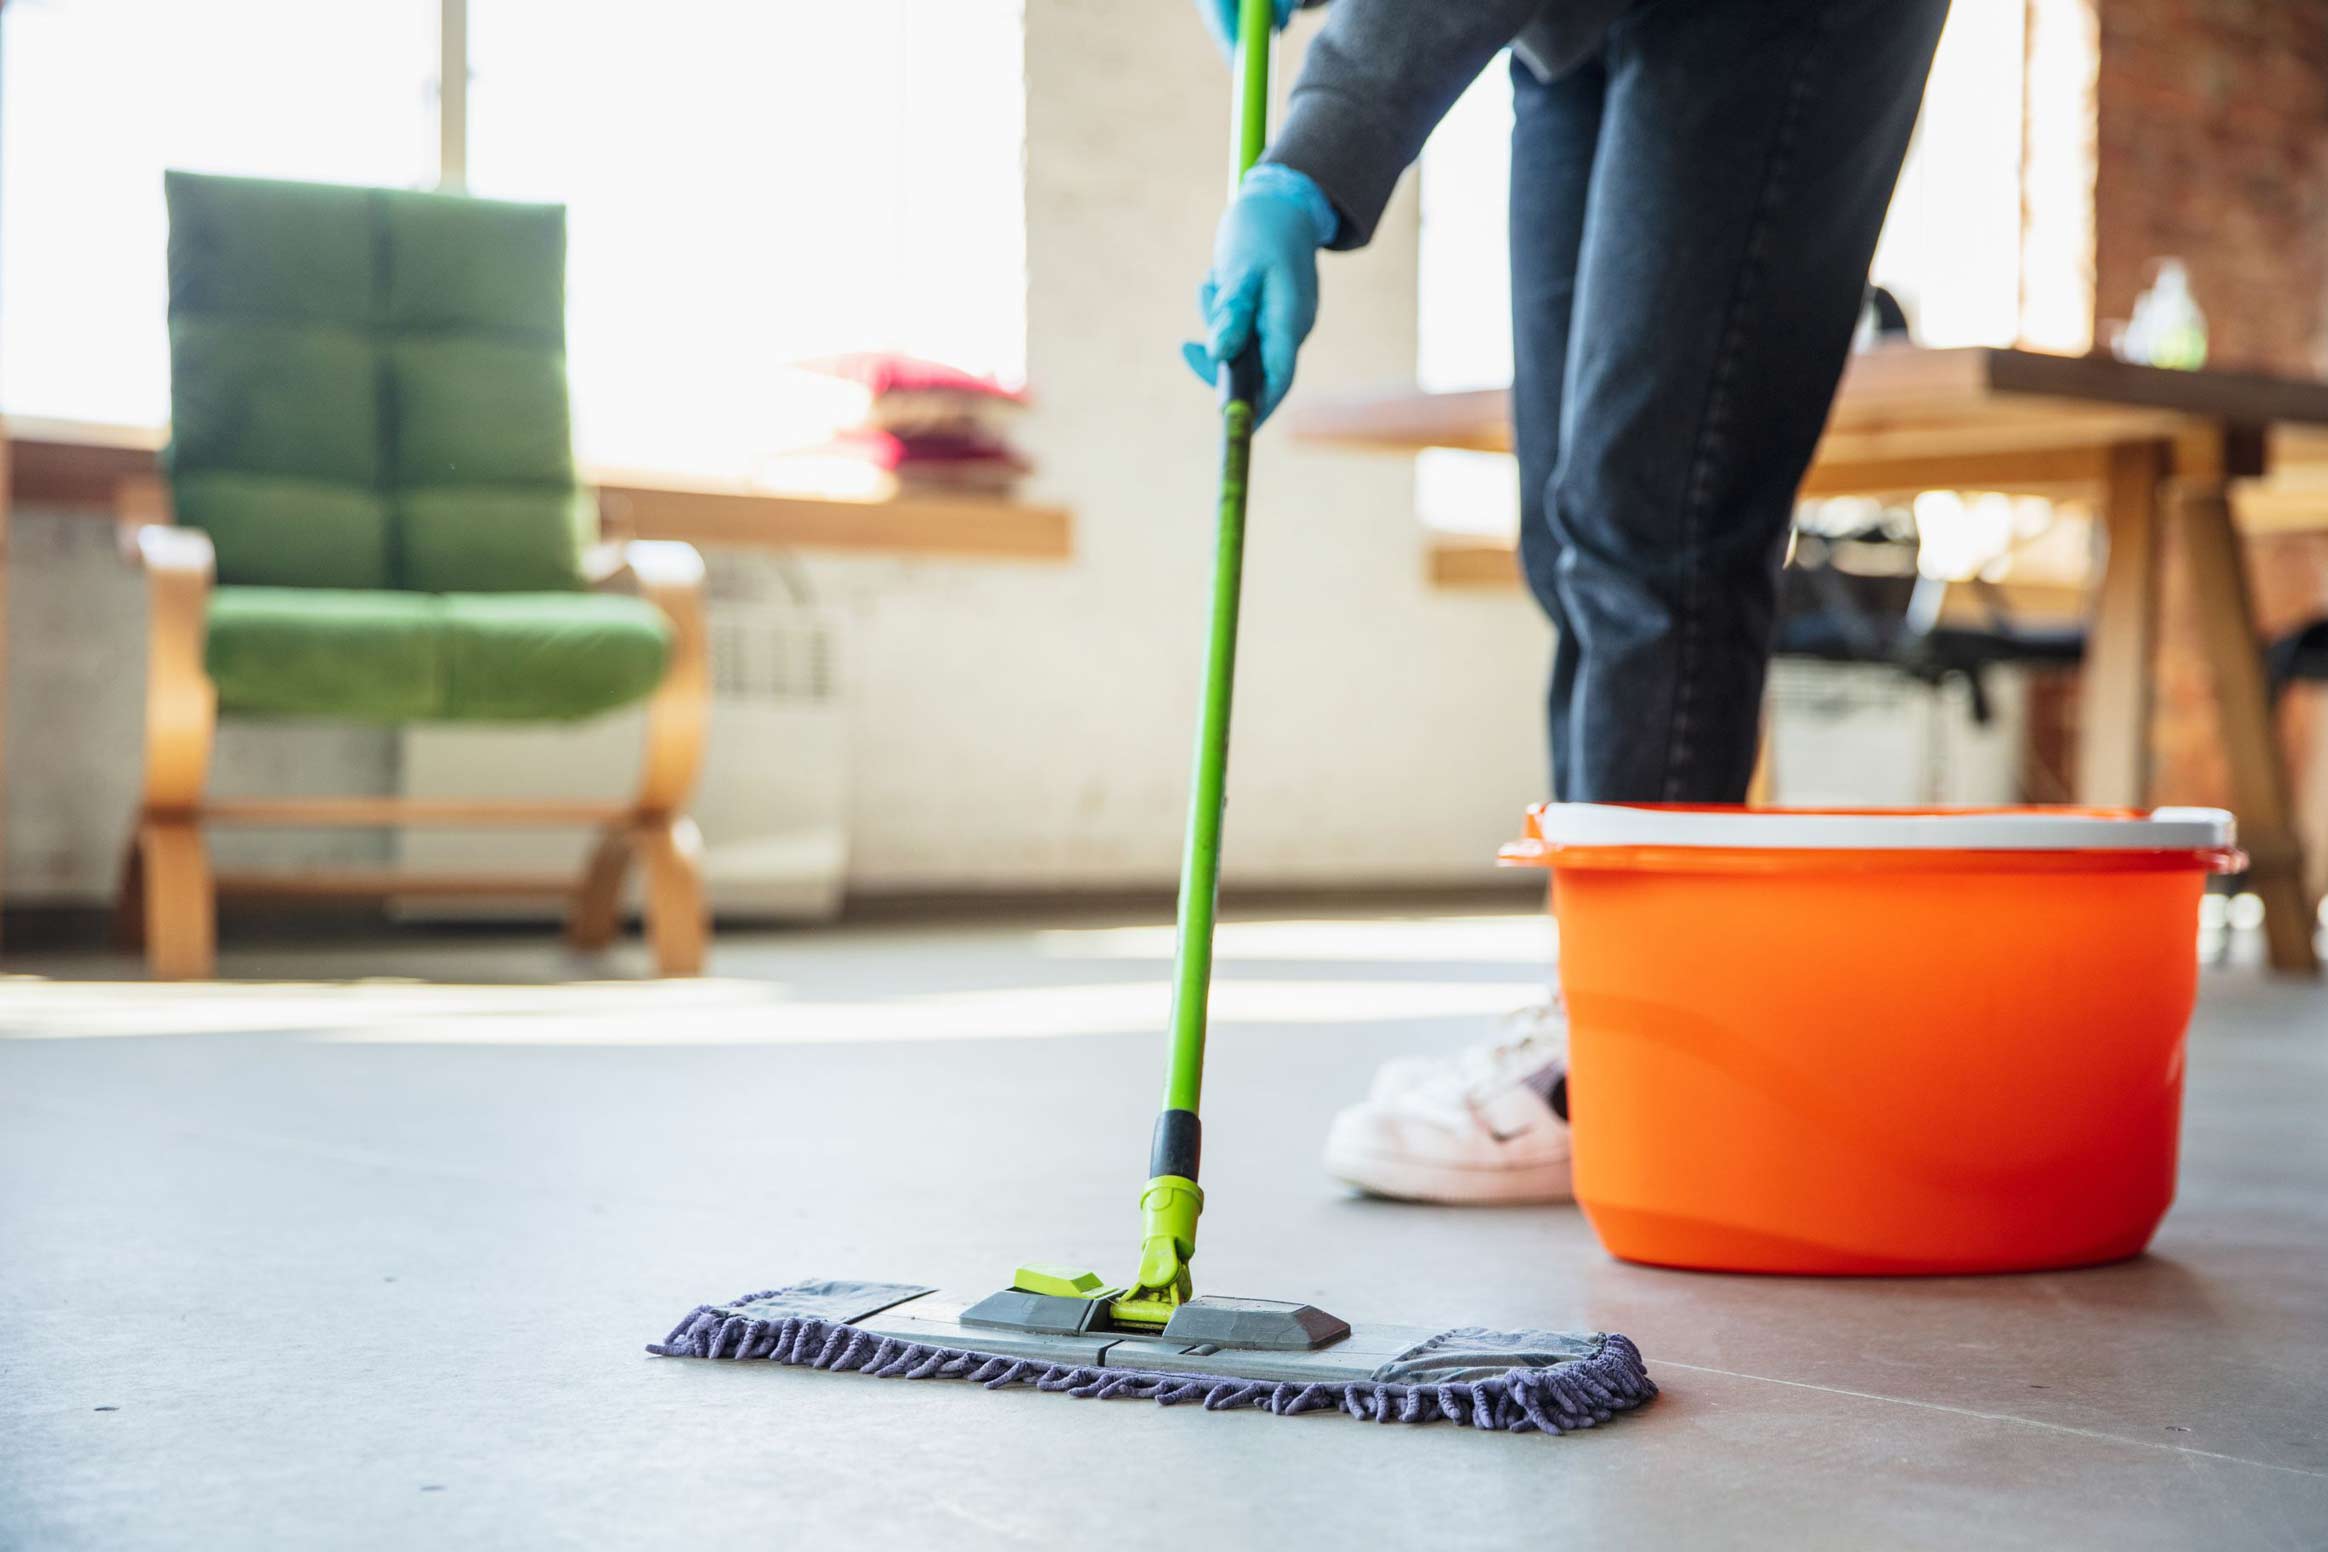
[1413,0,2038,536]
[1865,0,2028,351]
[466,0,1025,482]
[1414,61,1517,540]
[0,0,438,426]
[1,0,1027,483]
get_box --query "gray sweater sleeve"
[1267,0,1550,250]
[1266,0,1555,247]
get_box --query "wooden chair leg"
[567,825,633,951]
[123,512,217,977]
[2176,485,2318,973]
[137,820,215,980]
[634,816,707,977]
[599,541,712,975]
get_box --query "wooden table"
[1295,345,2328,972]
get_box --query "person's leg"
[1508,52,1607,799]
[1325,0,1948,1204]
[1319,58,1608,1206]
[1549,0,1950,802]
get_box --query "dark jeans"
[1511,0,1949,801]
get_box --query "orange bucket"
[1501,804,2242,1275]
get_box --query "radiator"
[1766,660,2027,806]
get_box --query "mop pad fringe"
[649,1294,1656,1435]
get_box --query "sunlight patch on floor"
[0,975,770,1038]
[0,974,1545,1045]
[309,979,1547,1044]
[1034,914,1555,965]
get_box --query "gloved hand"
[1194,0,1297,59]
[1180,163,1339,426]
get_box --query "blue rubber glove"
[1194,0,1297,59]
[1180,164,1339,427]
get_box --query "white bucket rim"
[1523,804,2238,853]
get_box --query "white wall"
[812,1,1550,890]
[3,0,1553,903]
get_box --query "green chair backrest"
[164,170,592,593]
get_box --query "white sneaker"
[1324,998,1574,1205]
[1364,997,1568,1102]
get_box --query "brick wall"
[2092,0,2328,810]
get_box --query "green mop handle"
[1130,0,1274,1311]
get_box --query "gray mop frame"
[650,1283,1656,1436]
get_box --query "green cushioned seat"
[207,587,670,723]
[439,592,671,721]
[163,171,664,725]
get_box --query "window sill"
[1,416,1073,562]
[1424,536,1525,589]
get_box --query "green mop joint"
[1114,1174,1205,1327]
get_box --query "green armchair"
[116,171,709,978]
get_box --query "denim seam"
[1662,0,1837,800]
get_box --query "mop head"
[649,1282,1655,1435]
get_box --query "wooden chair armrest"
[118,490,216,660]
[580,539,630,589]
[115,496,217,814]
[121,520,216,583]
[114,473,185,557]
[585,538,706,596]
[592,540,708,814]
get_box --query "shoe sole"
[1323,1146,1574,1206]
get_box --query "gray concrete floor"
[3,906,2325,1550]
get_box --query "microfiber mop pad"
[649,1282,1655,1435]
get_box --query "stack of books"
[806,354,1030,497]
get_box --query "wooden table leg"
[1747,716,1776,806]
[2176,482,2320,973]
[2078,441,2168,806]
[2305,700,2328,911]
[0,426,10,957]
